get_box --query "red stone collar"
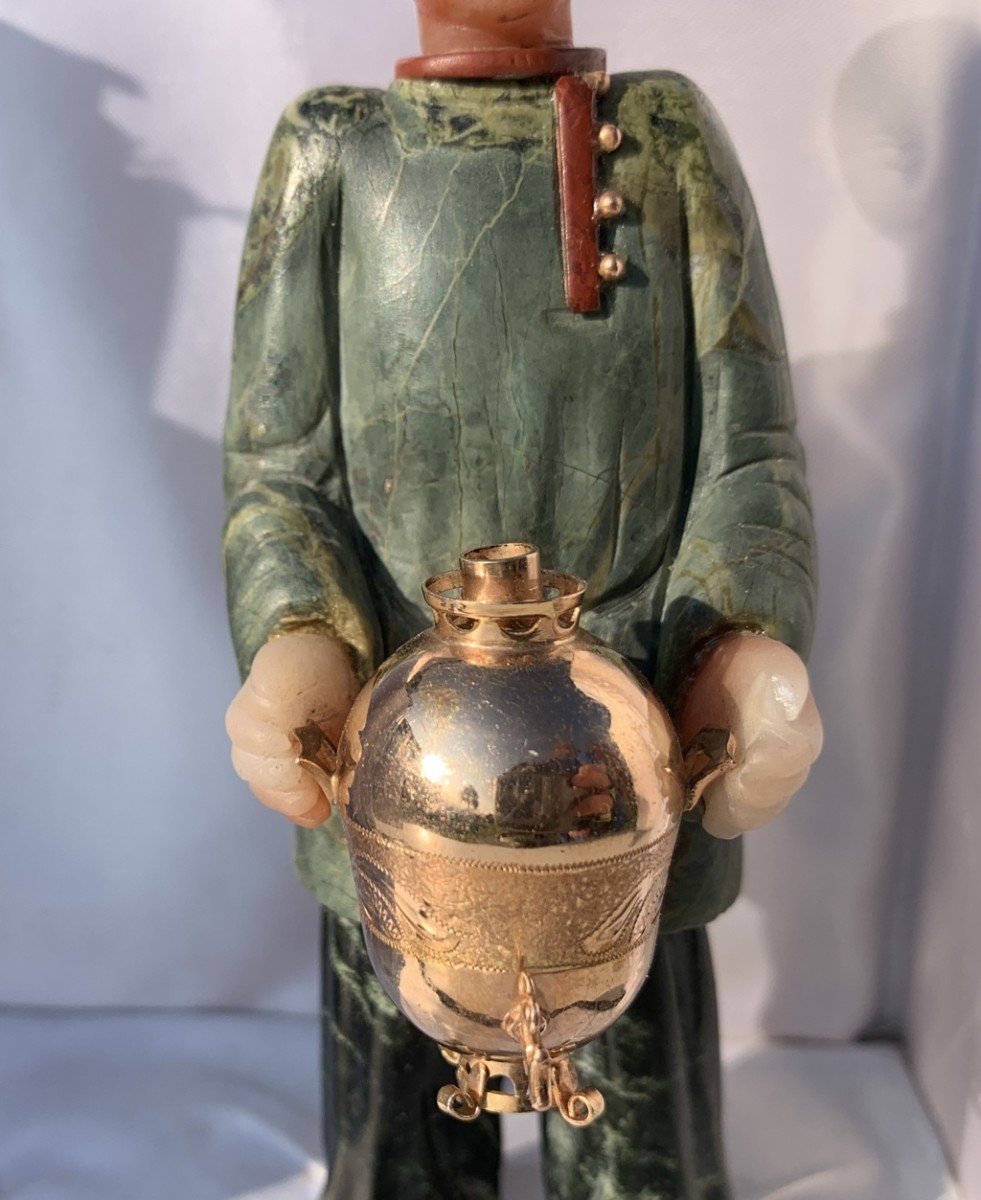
[394,47,623,314]
[394,46,605,82]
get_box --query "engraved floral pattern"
[345,820,676,973]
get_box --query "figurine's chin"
[413,0,574,53]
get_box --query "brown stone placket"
[553,73,601,312]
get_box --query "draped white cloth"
[1,0,978,1191]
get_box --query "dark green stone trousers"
[320,912,730,1200]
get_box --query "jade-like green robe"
[223,71,815,936]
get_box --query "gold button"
[585,71,612,96]
[598,253,627,282]
[596,123,623,153]
[594,190,626,220]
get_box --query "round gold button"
[596,124,623,153]
[598,253,627,282]
[594,190,626,220]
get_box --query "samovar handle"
[682,727,737,812]
[291,722,339,812]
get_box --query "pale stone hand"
[225,631,360,828]
[678,632,824,840]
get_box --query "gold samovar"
[294,543,732,1125]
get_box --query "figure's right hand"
[225,631,361,828]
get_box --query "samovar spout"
[436,971,606,1126]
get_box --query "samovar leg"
[436,1052,489,1122]
[550,1053,605,1127]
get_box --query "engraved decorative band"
[344,818,676,974]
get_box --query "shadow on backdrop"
[745,15,979,1180]
[0,17,314,1017]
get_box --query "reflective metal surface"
[326,545,686,1121]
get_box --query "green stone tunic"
[223,71,815,934]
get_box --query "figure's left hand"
[677,631,823,840]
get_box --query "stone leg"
[541,928,730,1200]
[320,909,501,1200]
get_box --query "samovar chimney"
[459,543,543,602]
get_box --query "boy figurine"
[223,1,823,1196]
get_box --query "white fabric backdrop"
[0,1011,961,1200]
[2,0,978,1179]
[908,323,981,1194]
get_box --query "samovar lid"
[423,543,586,649]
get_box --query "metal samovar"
[294,543,733,1125]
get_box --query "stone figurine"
[222,1,823,1196]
